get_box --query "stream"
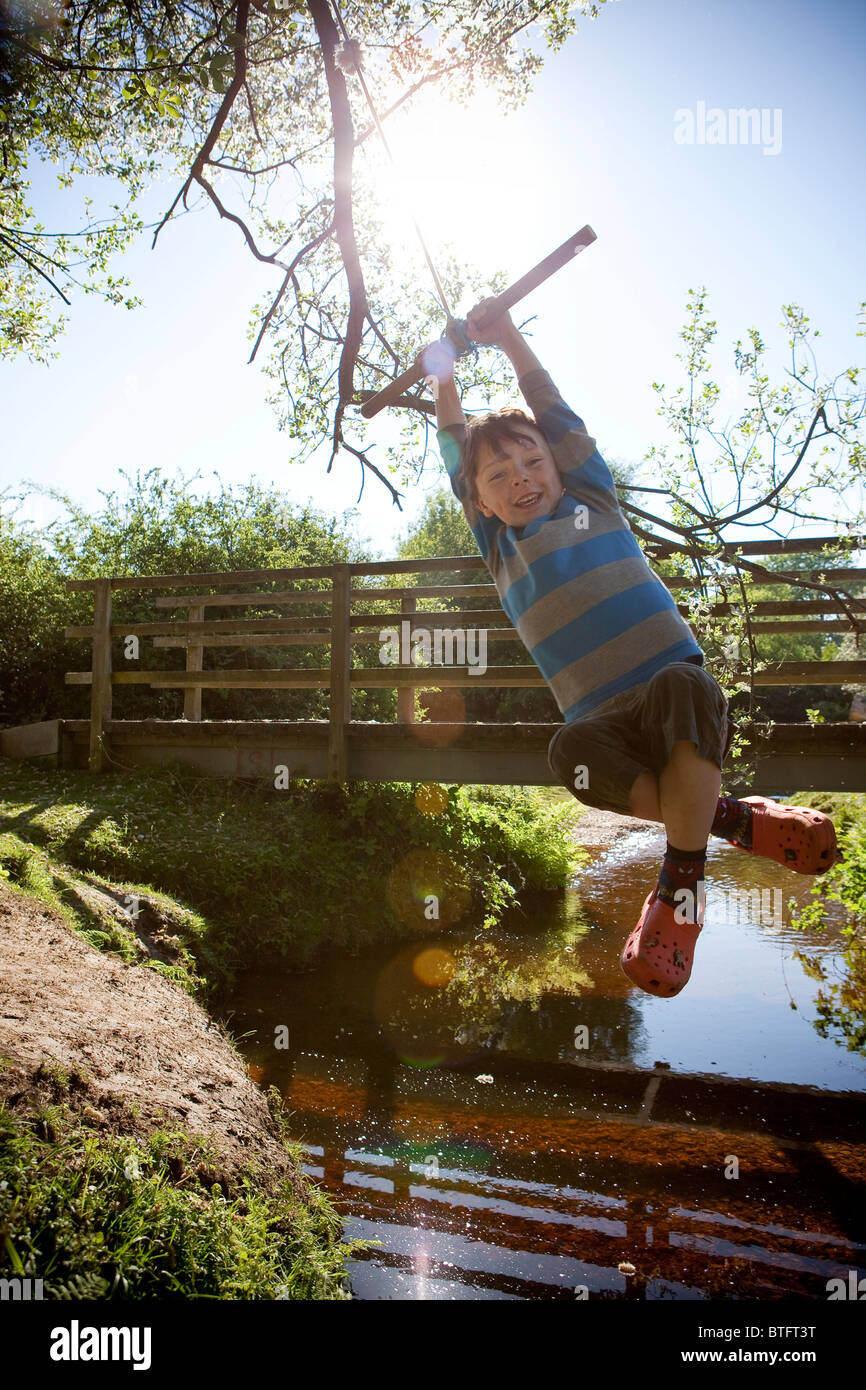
[228,826,866,1300]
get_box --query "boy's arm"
[426,340,465,432]
[466,300,616,496]
[428,341,502,564]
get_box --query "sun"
[357,83,533,294]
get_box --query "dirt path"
[0,881,298,1181]
[570,805,661,849]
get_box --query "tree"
[640,291,865,544]
[0,468,400,725]
[397,485,472,565]
[4,2,862,592]
[0,0,608,498]
[625,292,866,731]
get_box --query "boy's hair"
[462,407,545,505]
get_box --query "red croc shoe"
[735,796,838,875]
[620,885,704,998]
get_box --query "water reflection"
[228,824,866,1299]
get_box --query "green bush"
[0,761,586,980]
[787,793,866,1054]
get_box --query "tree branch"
[307,0,369,441]
[152,0,252,248]
[248,216,336,363]
[0,231,71,304]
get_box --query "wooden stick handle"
[359,225,597,420]
[359,356,430,418]
[485,225,597,320]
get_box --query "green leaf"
[4,1234,25,1276]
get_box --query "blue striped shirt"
[438,368,702,720]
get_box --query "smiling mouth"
[514,492,543,509]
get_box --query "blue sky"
[2,0,864,557]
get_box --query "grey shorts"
[547,660,732,816]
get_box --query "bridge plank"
[54,718,866,790]
[61,537,866,591]
[153,590,335,608]
[150,630,525,649]
[62,598,866,641]
[88,578,112,772]
[63,661,866,689]
[328,564,351,780]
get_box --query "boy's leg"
[547,672,721,841]
[621,664,729,997]
[628,665,838,874]
[546,692,656,817]
[547,672,721,996]
[658,738,721,850]
[629,741,720,848]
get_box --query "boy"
[430,300,839,998]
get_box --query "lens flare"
[410,689,466,745]
[386,849,471,930]
[412,946,456,988]
[373,942,469,1068]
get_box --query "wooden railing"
[64,538,866,779]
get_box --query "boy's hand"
[417,337,457,382]
[466,298,519,349]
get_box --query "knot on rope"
[336,39,365,74]
[442,317,475,358]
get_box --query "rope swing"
[330,0,597,418]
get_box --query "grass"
[0,1061,364,1300]
[0,759,587,990]
[0,830,209,994]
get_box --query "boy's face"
[474,426,565,526]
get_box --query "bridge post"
[183,604,205,721]
[397,594,416,724]
[328,563,351,781]
[89,578,112,772]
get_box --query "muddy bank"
[0,880,297,1181]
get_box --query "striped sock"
[656,842,707,912]
[711,796,753,848]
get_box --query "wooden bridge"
[3,537,866,793]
